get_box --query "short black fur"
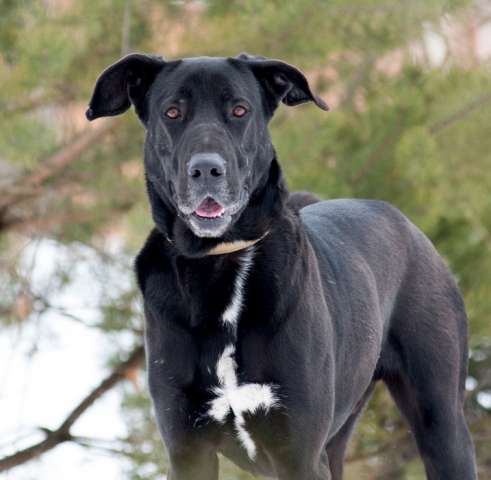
[88,52,477,480]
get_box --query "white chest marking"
[208,345,278,460]
[221,249,254,326]
[207,248,279,459]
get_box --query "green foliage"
[0,115,56,167]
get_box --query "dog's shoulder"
[299,199,413,261]
[134,228,172,293]
[300,199,407,231]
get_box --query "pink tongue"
[195,197,225,218]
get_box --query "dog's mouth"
[177,191,249,238]
[193,197,225,219]
[185,196,232,238]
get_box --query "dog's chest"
[199,249,279,461]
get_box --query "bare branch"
[121,0,132,56]
[0,119,116,216]
[340,54,376,109]
[351,90,491,184]
[429,91,491,134]
[70,436,135,458]
[0,345,145,473]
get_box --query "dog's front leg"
[166,444,218,480]
[260,408,333,480]
[150,389,219,480]
[147,354,219,478]
[259,419,332,480]
[272,451,332,480]
[143,302,219,479]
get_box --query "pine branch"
[0,345,145,473]
[351,91,491,184]
[121,0,132,56]
[429,91,491,134]
[0,119,116,216]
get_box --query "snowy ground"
[0,239,135,479]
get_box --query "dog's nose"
[188,153,226,181]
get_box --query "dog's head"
[87,53,327,251]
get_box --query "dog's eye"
[165,107,181,119]
[232,105,248,118]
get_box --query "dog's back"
[300,199,474,479]
[287,191,321,211]
[300,198,465,336]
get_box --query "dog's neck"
[163,231,268,256]
[206,232,269,256]
[148,158,288,258]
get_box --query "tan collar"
[206,231,269,256]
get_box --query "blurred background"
[1,0,490,478]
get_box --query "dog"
[87,53,477,479]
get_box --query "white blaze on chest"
[221,249,254,326]
[208,345,278,460]
[207,249,279,460]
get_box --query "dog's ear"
[235,54,329,114]
[86,53,165,123]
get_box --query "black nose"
[188,153,226,181]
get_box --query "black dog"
[87,53,477,479]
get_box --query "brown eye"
[165,107,181,119]
[232,105,248,118]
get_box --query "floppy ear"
[235,53,329,114]
[86,53,165,123]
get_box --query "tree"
[1,1,490,478]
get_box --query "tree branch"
[340,54,376,109]
[0,345,145,473]
[121,0,132,56]
[351,90,491,185]
[0,119,116,215]
[429,91,491,134]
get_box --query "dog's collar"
[206,231,269,255]
[206,231,269,256]
[163,231,269,256]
